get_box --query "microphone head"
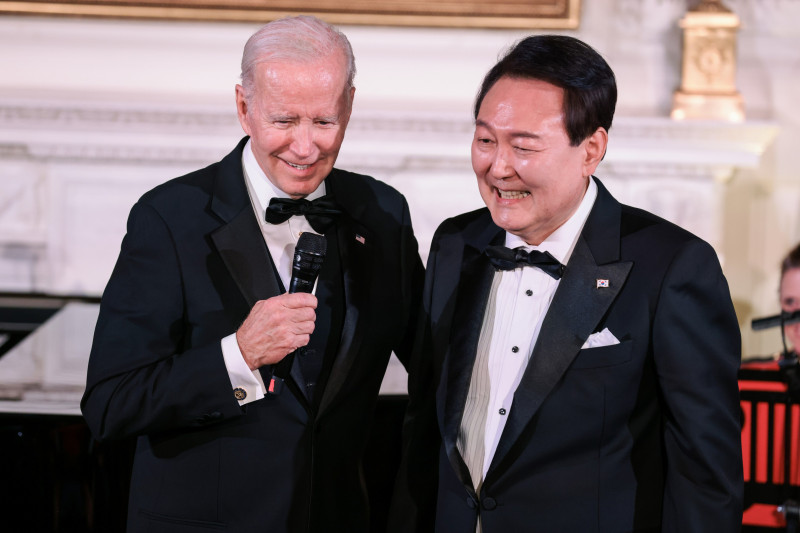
[289,232,327,293]
[296,231,327,256]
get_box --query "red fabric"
[742,503,786,527]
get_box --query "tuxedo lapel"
[211,209,281,308]
[209,139,282,307]
[438,222,505,491]
[318,172,374,415]
[485,179,633,482]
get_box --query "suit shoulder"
[137,161,219,210]
[618,203,718,268]
[331,168,405,202]
[329,168,416,226]
[435,208,492,238]
[620,203,702,244]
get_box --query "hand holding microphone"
[237,232,327,370]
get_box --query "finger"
[278,293,317,309]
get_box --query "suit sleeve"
[388,222,447,533]
[387,195,425,368]
[81,202,243,441]
[653,239,743,532]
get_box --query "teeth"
[498,189,530,200]
[286,162,311,170]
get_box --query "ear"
[343,86,356,124]
[582,127,608,177]
[235,84,251,136]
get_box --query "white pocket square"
[581,327,620,349]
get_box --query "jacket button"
[482,497,496,510]
[466,497,477,509]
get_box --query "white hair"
[240,15,356,101]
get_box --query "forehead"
[782,269,800,294]
[477,77,565,125]
[253,52,349,98]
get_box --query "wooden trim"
[0,0,581,29]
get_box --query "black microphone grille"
[296,232,327,255]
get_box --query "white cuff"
[221,333,266,405]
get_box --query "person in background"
[81,15,423,533]
[780,243,800,358]
[391,34,743,533]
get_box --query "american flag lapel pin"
[355,234,366,245]
[596,279,609,288]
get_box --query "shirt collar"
[241,138,326,216]
[505,177,598,266]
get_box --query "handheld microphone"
[751,310,800,331]
[268,232,327,396]
[289,232,327,293]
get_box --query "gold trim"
[0,0,581,29]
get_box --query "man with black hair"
[392,35,743,533]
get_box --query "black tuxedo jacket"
[393,178,742,532]
[81,137,423,533]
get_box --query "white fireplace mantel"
[0,95,778,295]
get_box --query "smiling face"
[235,51,354,199]
[472,76,607,245]
[781,268,800,351]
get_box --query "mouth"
[284,161,313,170]
[496,188,530,200]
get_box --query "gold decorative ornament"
[671,0,745,122]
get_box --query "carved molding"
[0,100,778,170]
[0,96,779,294]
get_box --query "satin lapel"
[209,139,281,307]
[318,177,372,415]
[210,208,280,307]
[440,243,499,490]
[485,236,632,481]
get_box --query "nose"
[489,146,515,180]
[290,123,315,159]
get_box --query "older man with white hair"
[82,15,423,533]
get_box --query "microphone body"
[268,232,327,396]
[289,232,327,294]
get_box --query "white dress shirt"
[475,178,598,478]
[220,139,325,406]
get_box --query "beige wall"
[1,0,798,358]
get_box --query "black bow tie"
[265,196,342,234]
[485,245,565,280]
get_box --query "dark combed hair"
[782,243,800,277]
[474,34,617,147]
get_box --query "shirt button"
[526,289,533,296]
[499,408,507,415]
[511,346,519,353]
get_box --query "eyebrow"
[475,119,542,140]
[266,113,340,122]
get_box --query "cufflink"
[233,387,247,401]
